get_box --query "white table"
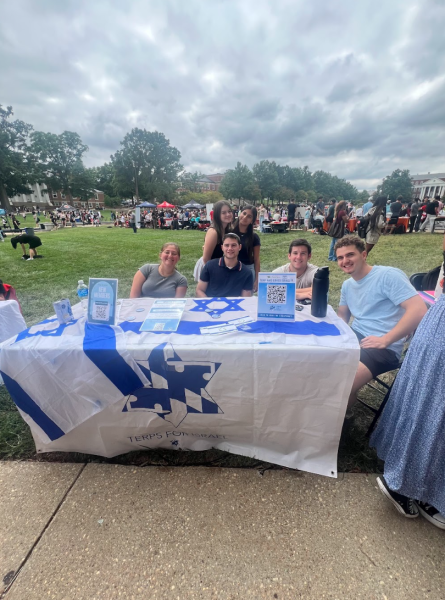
[0,297,359,477]
[0,300,26,344]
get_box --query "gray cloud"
[1,0,445,190]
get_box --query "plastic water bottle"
[77,280,88,311]
[311,267,329,318]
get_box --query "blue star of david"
[189,298,245,316]
[171,440,179,446]
[123,343,223,427]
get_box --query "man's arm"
[360,295,427,349]
[195,280,209,298]
[296,286,312,300]
[337,304,351,324]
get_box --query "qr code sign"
[92,302,110,321]
[153,322,165,331]
[266,284,287,304]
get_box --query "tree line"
[0,104,413,210]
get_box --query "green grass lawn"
[1,226,443,470]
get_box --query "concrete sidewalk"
[0,463,443,600]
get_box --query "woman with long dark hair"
[327,200,349,261]
[202,200,233,263]
[365,196,387,254]
[232,205,261,292]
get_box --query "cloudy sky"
[1,0,444,189]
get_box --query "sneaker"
[416,502,445,530]
[26,257,34,261]
[376,477,419,518]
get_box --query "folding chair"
[409,267,440,292]
[357,334,413,437]
[358,361,402,437]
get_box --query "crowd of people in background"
[2,194,445,531]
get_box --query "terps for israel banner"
[0,297,359,477]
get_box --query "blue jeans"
[328,236,337,261]
[259,216,264,232]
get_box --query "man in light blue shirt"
[362,199,373,215]
[335,236,427,409]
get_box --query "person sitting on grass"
[10,233,43,261]
[196,233,254,298]
[130,243,188,299]
[272,239,318,301]
[335,236,427,414]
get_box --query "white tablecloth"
[0,297,359,477]
[0,300,26,344]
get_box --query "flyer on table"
[87,278,118,325]
[257,273,296,321]
[140,299,187,332]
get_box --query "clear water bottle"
[77,280,88,311]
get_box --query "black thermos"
[311,267,329,318]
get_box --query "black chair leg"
[366,385,392,438]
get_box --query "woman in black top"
[202,200,233,263]
[10,233,42,260]
[232,206,261,292]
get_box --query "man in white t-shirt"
[335,236,427,409]
[273,238,318,300]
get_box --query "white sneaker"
[26,257,34,261]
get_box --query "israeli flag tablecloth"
[0,297,359,477]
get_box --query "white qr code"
[153,322,165,331]
[92,302,110,321]
[266,284,287,304]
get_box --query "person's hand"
[359,335,388,349]
[253,279,258,293]
[296,289,312,300]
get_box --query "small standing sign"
[257,272,296,321]
[87,278,118,326]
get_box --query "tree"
[0,105,35,209]
[70,165,96,201]
[90,163,116,198]
[219,162,257,203]
[111,128,182,203]
[295,190,308,203]
[253,160,279,201]
[378,169,413,202]
[312,170,358,201]
[357,190,370,204]
[30,130,89,199]
[306,190,317,204]
[176,190,224,206]
[180,171,203,193]
[275,186,294,204]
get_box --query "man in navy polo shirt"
[196,233,254,298]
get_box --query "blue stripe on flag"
[120,319,340,337]
[14,319,78,343]
[83,323,144,395]
[1,371,65,441]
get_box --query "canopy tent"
[183,201,204,209]
[157,201,175,208]
[137,202,157,208]
[60,204,76,211]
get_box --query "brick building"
[197,173,225,191]
[9,184,105,209]
[50,189,105,209]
